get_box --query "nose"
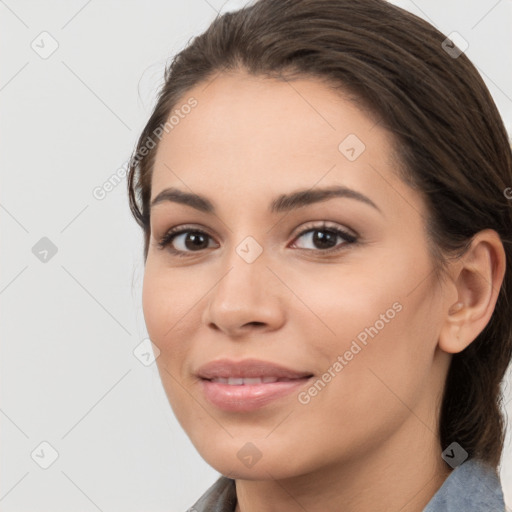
[201,243,286,338]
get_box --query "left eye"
[291,226,357,251]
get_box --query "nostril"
[246,321,265,327]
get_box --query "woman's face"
[142,71,454,479]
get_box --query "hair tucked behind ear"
[127,0,512,470]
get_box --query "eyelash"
[156,222,358,258]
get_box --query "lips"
[195,358,314,381]
[195,358,314,412]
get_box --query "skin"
[142,71,506,512]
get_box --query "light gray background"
[1,0,511,510]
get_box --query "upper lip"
[196,358,314,380]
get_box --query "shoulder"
[187,475,237,512]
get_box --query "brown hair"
[127,0,512,470]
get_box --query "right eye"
[157,226,219,257]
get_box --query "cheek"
[292,251,436,391]
[141,267,193,413]
[142,258,180,325]
[286,261,400,350]
[142,263,207,371]
[141,265,164,341]
[142,264,185,351]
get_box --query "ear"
[438,229,506,354]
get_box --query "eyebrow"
[150,185,382,215]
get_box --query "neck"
[233,418,452,512]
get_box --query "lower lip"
[199,377,313,412]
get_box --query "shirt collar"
[423,458,505,511]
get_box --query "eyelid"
[289,220,358,242]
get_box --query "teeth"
[211,377,229,384]
[210,376,281,385]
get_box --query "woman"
[127,0,512,510]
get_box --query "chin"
[194,440,309,481]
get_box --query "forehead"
[154,71,384,157]
[150,71,408,213]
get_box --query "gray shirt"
[187,458,506,511]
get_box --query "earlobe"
[438,229,506,355]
